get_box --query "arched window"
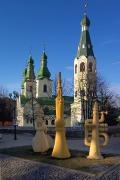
[43,84,47,93]
[29,86,32,92]
[80,62,85,72]
[51,120,55,125]
[89,90,93,96]
[89,62,93,72]
[80,89,85,97]
[75,64,77,74]
[43,107,49,115]
[75,91,77,97]
[46,120,48,125]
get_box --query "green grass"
[0,146,119,175]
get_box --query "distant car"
[0,134,2,139]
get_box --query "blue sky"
[0,0,120,94]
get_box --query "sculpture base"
[32,131,50,153]
[87,155,103,160]
[52,130,71,159]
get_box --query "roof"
[37,52,51,79]
[25,55,35,80]
[81,15,90,27]
[21,56,35,87]
[77,15,94,58]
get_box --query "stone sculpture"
[32,106,52,152]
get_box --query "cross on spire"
[29,47,32,56]
[84,0,88,15]
[43,43,46,53]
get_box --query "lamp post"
[9,91,19,140]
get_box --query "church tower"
[36,52,52,98]
[21,55,36,98]
[71,14,96,126]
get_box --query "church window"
[82,44,85,48]
[75,64,77,74]
[80,62,85,72]
[44,107,49,115]
[89,62,93,72]
[29,86,32,92]
[51,119,55,125]
[43,84,47,93]
[89,90,93,96]
[75,91,77,97]
[80,89,85,97]
[46,120,48,125]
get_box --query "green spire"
[25,55,35,80]
[77,15,94,58]
[21,68,27,88]
[21,56,35,88]
[37,52,51,79]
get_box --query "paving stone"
[0,154,120,180]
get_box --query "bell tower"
[21,55,36,98]
[36,51,52,98]
[71,12,96,126]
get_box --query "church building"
[17,52,72,127]
[16,8,96,127]
[17,52,52,127]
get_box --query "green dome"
[29,55,34,64]
[25,55,35,80]
[77,15,94,58]
[38,67,51,78]
[21,68,27,88]
[21,79,25,88]
[21,55,35,88]
[37,52,51,79]
[23,68,27,78]
[81,15,90,27]
[42,52,47,60]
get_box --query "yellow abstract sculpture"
[52,72,71,159]
[85,101,109,159]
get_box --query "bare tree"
[62,78,74,96]
[52,75,74,97]
[96,75,115,110]
[0,85,8,98]
[114,94,120,108]
[52,75,57,97]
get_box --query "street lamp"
[9,91,19,140]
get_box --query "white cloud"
[112,61,120,65]
[101,39,120,46]
[65,66,73,70]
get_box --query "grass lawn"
[0,146,120,175]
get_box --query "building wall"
[23,80,36,98]
[16,97,72,127]
[36,78,52,98]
